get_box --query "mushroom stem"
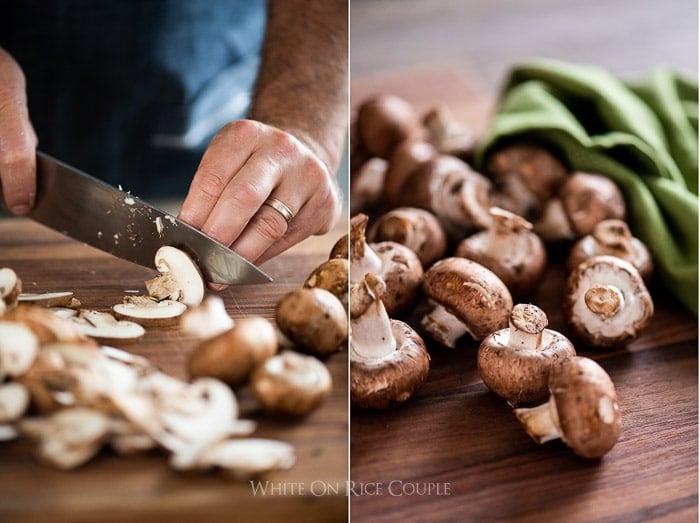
[350,275,396,361]
[349,214,383,283]
[592,220,633,253]
[508,303,547,349]
[421,303,469,349]
[584,284,625,319]
[514,397,562,444]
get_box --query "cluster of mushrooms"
[0,242,347,474]
[349,93,656,458]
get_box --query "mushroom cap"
[188,317,278,386]
[350,319,430,409]
[250,351,332,416]
[304,258,349,310]
[566,219,653,282]
[368,207,448,268]
[564,255,654,347]
[422,257,513,341]
[369,241,424,317]
[275,288,348,357]
[549,356,621,458]
[560,173,626,237]
[478,304,576,405]
[350,157,388,215]
[422,104,476,159]
[355,94,422,158]
[455,208,547,297]
[382,139,438,208]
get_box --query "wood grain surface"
[349,67,698,522]
[0,216,349,523]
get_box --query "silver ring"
[263,197,295,225]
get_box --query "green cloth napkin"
[475,59,698,315]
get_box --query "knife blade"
[1,152,271,285]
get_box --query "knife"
[1,152,271,285]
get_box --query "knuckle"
[255,209,288,242]
[193,168,228,202]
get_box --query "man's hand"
[178,119,342,265]
[0,48,38,215]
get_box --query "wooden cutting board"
[350,66,698,522]
[0,215,349,523]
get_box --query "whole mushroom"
[303,258,349,310]
[455,207,547,297]
[567,219,653,282]
[368,207,448,268]
[421,104,476,160]
[382,139,438,209]
[355,94,423,158]
[477,304,576,405]
[514,356,621,459]
[350,273,430,409]
[421,257,513,348]
[560,172,626,237]
[564,255,654,348]
[276,288,347,357]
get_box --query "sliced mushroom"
[421,257,513,348]
[368,207,448,268]
[514,356,621,458]
[355,94,422,158]
[567,219,653,282]
[477,304,576,405]
[346,213,423,316]
[0,382,31,422]
[5,305,85,343]
[69,310,146,344]
[179,295,234,340]
[304,258,349,310]
[18,291,78,308]
[0,267,21,310]
[275,288,348,357]
[145,246,205,307]
[250,351,332,416]
[422,104,476,160]
[560,172,626,237]
[455,207,547,297]
[564,255,654,347]
[350,274,430,409]
[112,295,187,327]
[0,321,39,378]
[195,438,296,477]
[188,316,278,386]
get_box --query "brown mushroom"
[477,304,576,405]
[382,139,438,208]
[355,94,422,158]
[567,219,653,282]
[421,257,513,348]
[350,157,389,215]
[368,207,448,268]
[564,255,654,347]
[350,273,430,409]
[179,295,234,340]
[455,207,547,297]
[250,351,332,416]
[560,172,626,237]
[422,104,476,160]
[304,258,349,310]
[188,317,278,386]
[275,288,348,357]
[486,142,568,220]
[514,356,621,458]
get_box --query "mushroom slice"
[421,257,513,347]
[196,438,296,477]
[18,291,77,308]
[276,288,348,358]
[567,219,653,282]
[5,305,84,343]
[0,382,31,422]
[0,424,19,441]
[112,295,187,327]
[477,304,576,406]
[0,267,22,309]
[350,274,430,409]
[188,316,278,386]
[564,255,654,347]
[145,246,205,307]
[0,321,40,378]
[455,207,547,297]
[368,207,448,268]
[19,407,113,469]
[514,356,621,458]
[250,351,332,416]
[70,310,146,343]
[179,295,234,339]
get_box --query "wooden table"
[0,214,349,523]
[350,67,698,522]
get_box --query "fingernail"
[11,204,30,215]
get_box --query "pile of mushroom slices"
[0,242,346,474]
[350,93,657,457]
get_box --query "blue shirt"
[0,0,266,196]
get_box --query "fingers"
[178,120,341,268]
[0,48,37,214]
